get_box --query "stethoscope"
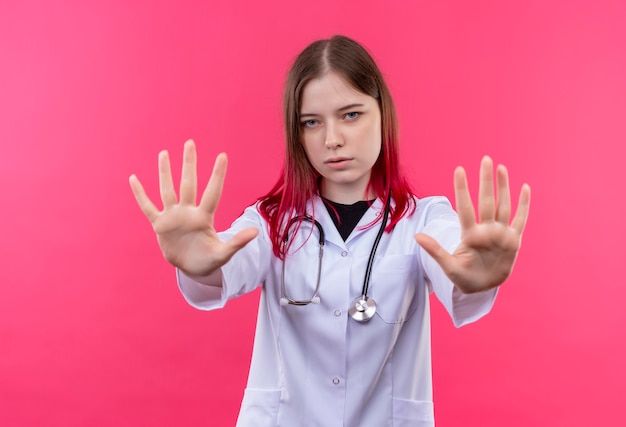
[279,197,391,323]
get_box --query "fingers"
[478,156,495,222]
[199,153,228,215]
[454,166,476,231]
[179,139,198,205]
[511,183,531,235]
[495,164,511,224]
[458,156,527,232]
[129,174,160,222]
[159,150,178,207]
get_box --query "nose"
[324,121,343,149]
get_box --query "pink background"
[1,0,625,425]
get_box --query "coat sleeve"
[176,204,272,311]
[417,197,498,328]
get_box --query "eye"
[344,112,360,120]
[301,119,319,128]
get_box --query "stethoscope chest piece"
[349,295,377,322]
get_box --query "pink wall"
[1,0,624,425]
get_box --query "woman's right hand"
[129,139,259,277]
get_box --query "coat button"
[332,378,340,385]
[334,309,342,317]
[341,251,348,257]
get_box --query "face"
[299,72,382,204]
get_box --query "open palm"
[415,156,531,294]
[129,140,258,277]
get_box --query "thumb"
[223,227,259,256]
[414,233,455,274]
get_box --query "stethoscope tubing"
[280,216,324,306]
[280,196,392,321]
[361,196,391,298]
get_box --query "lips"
[325,157,353,164]
[324,157,353,170]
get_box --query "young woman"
[129,35,530,427]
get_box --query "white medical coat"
[178,196,497,427]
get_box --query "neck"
[320,180,376,204]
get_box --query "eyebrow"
[300,103,365,119]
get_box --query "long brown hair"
[259,35,416,258]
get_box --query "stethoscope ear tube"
[280,296,320,306]
[281,216,324,307]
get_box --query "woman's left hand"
[414,156,531,294]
